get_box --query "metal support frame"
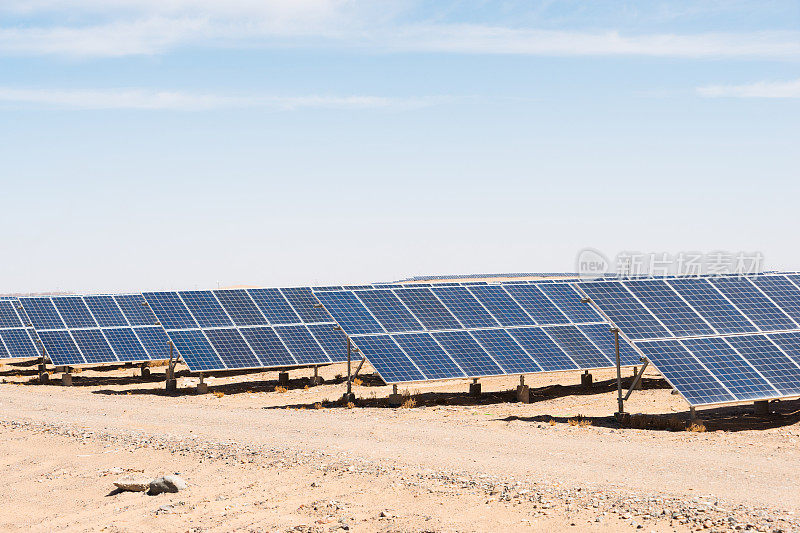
[352,357,365,380]
[341,335,356,403]
[614,328,624,417]
[165,341,178,392]
[623,360,649,401]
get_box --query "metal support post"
[613,328,624,418]
[196,373,208,394]
[341,336,355,403]
[624,360,649,401]
[165,341,177,392]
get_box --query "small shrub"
[568,415,592,427]
[213,391,225,398]
[346,401,355,409]
[401,397,417,408]
[548,419,555,426]
[687,421,706,433]
[353,378,363,386]
[303,384,309,390]
[275,386,288,393]
[314,402,323,410]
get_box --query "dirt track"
[1,361,798,532]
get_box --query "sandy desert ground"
[1,359,799,532]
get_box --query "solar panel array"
[141,287,360,372]
[313,283,639,384]
[0,299,42,360]
[18,295,172,366]
[578,274,800,406]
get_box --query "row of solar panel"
[352,323,641,383]
[140,288,358,371]
[578,274,800,341]
[638,332,800,406]
[0,299,41,360]
[313,283,604,337]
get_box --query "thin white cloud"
[0,87,435,110]
[697,78,800,98]
[0,14,798,59]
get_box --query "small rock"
[114,475,151,492]
[148,475,188,495]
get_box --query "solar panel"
[247,288,301,325]
[37,330,84,366]
[666,278,757,334]
[392,332,466,379]
[502,285,569,325]
[273,325,330,365]
[534,284,602,324]
[213,290,267,326]
[115,294,159,326]
[20,297,66,330]
[623,279,715,337]
[179,291,234,328]
[578,282,672,340]
[52,297,97,328]
[724,335,800,396]
[280,287,332,323]
[542,325,613,369]
[167,329,225,371]
[469,329,542,374]
[141,292,198,330]
[431,331,504,376]
[577,323,641,367]
[466,285,535,327]
[239,326,296,367]
[430,286,499,328]
[311,291,384,335]
[133,326,173,360]
[84,295,128,327]
[0,328,40,359]
[394,288,462,330]
[306,323,361,363]
[709,278,797,331]
[507,327,578,371]
[750,275,800,323]
[351,335,424,383]
[203,328,262,368]
[104,328,150,362]
[0,300,23,329]
[767,331,800,367]
[354,290,423,333]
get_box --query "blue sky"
[1,1,798,293]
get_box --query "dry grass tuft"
[346,401,355,409]
[687,421,706,433]
[353,377,363,386]
[275,386,288,393]
[313,402,323,410]
[568,415,592,427]
[626,413,690,431]
[548,419,556,426]
[213,391,225,398]
[401,397,417,408]
[303,384,309,390]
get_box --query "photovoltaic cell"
[273,325,330,365]
[203,328,261,368]
[430,286,499,328]
[710,278,797,331]
[394,288,462,330]
[467,285,535,327]
[767,331,800,367]
[306,323,360,363]
[37,330,83,366]
[351,335,424,383]
[0,328,40,359]
[578,282,672,340]
[542,325,612,369]
[623,279,714,337]
[313,291,385,335]
[247,288,301,325]
[179,291,233,328]
[213,290,267,326]
[576,323,641,367]
[750,276,800,323]
[502,284,569,325]
[141,292,198,330]
[84,295,128,327]
[20,297,66,330]
[507,328,578,371]
[70,329,117,364]
[432,330,504,376]
[0,300,24,328]
[724,335,800,396]
[666,278,757,334]
[392,333,465,379]
[469,329,542,374]
[355,290,423,333]
[280,287,332,323]
[681,337,777,401]
[115,294,159,326]
[133,326,174,360]
[52,297,97,329]
[104,328,149,361]
[239,326,296,367]
[168,329,225,371]
[636,340,734,405]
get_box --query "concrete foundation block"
[140,367,151,378]
[754,400,770,416]
[388,393,403,407]
[278,372,290,387]
[469,382,482,397]
[341,392,356,404]
[309,376,324,386]
[165,378,177,392]
[61,373,72,387]
[196,382,209,394]
[516,385,531,403]
[581,372,593,388]
[39,372,49,384]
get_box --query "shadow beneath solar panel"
[21,366,184,389]
[0,358,44,377]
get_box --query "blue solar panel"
[247,288,302,325]
[579,282,672,340]
[636,340,735,405]
[724,335,800,396]
[432,331,504,376]
[20,298,66,330]
[306,323,360,363]
[430,286,499,328]
[0,300,24,328]
[394,288,462,330]
[104,328,149,362]
[133,326,174,360]
[576,323,641,367]
[71,329,117,364]
[666,278,757,334]
[280,287,332,323]
[313,291,385,335]
[542,325,612,369]
[0,328,40,359]
[469,329,542,374]
[239,326,296,367]
[506,328,578,371]
[502,285,569,325]
[203,328,261,368]
[392,333,466,379]
[710,278,797,331]
[767,331,800,367]
[750,275,800,323]
[84,295,128,327]
[115,294,159,326]
[179,291,233,328]
[679,337,777,401]
[213,290,267,326]
[168,330,225,371]
[351,335,424,383]
[354,290,423,333]
[52,297,97,329]
[0,338,7,358]
[537,283,605,323]
[467,286,535,327]
[623,279,715,337]
[38,330,83,366]
[141,292,198,330]
[273,325,330,365]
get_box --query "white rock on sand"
[148,475,188,495]
[113,476,151,492]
